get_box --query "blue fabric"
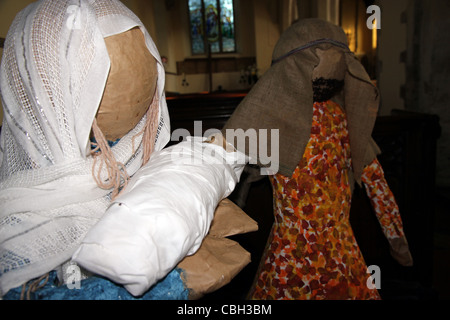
[90,137,121,151]
[3,268,190,300]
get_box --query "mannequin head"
[96,27,158,142]
[312,47,346,81]
[312,47,347,102]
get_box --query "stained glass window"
[188,0,236,54]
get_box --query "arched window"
[188,0,236,55]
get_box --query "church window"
[188,0,236,54]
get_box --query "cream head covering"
[0,0,170,296]
[223,18,380,184]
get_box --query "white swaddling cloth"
[72,136,248,297]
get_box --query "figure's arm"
[361,158,413,266]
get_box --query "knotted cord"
[20,274,50,300]
[91,92,160,200]
[91,118,130,200]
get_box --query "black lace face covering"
[312,78,344,102]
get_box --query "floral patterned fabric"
[361,159,405,240]
[250,100,404,300]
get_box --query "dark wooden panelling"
[176,57,256,75]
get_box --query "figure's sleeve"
[361,158,413,266]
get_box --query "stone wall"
[405,0,450,187]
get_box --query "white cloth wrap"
[0,0,170,296]
[72,137,248,297]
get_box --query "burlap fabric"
[222,18,380,184]
[179,198,258,300]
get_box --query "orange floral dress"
[250,100,405,300]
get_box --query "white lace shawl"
[0,0,170,296]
